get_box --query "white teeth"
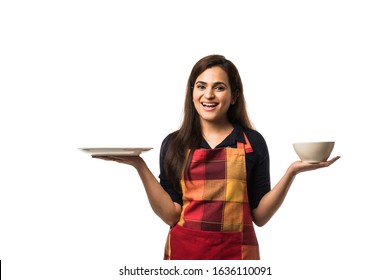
[202,102,218,107]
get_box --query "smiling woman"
[192,66,237,139]
[92,54,340,260]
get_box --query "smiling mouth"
[201,102,218,108]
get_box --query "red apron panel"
[169,225,241,260]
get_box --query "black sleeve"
[244,129,271,209]
[159,133,183,205]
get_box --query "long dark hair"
[164,54,253,191]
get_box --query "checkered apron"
[164,133,260,260]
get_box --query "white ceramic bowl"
[293,142,335,163]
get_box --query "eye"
[196,84,206,90]
[215,85,225,91]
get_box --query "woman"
[93,55,340,260]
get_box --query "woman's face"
[193,66,235,127]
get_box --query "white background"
[1,0,389,279]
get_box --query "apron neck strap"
[237,132,253,153]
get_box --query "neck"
[201,120,233,135]
[201,120,234,148]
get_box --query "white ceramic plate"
[79,147,153,156]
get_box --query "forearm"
[252,166,296,227]
[251,156,340,227]
[135,159,181,226]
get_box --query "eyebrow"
[195,81,228,87]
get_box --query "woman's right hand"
[92,154,181,226]
[92,155,145,169]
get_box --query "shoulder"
[241,126,267,147]
[240,126,269,159]
[160,130,179,154]
[161,130,178,145]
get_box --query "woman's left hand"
[289,156,341,175]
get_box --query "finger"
[108,156,130,162]
[331,156,341,161]
[318,156,341,167]
[92,155,108,160]
[92,155,118,161]
[326,156,341,165]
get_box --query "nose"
[204,88,215,99]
